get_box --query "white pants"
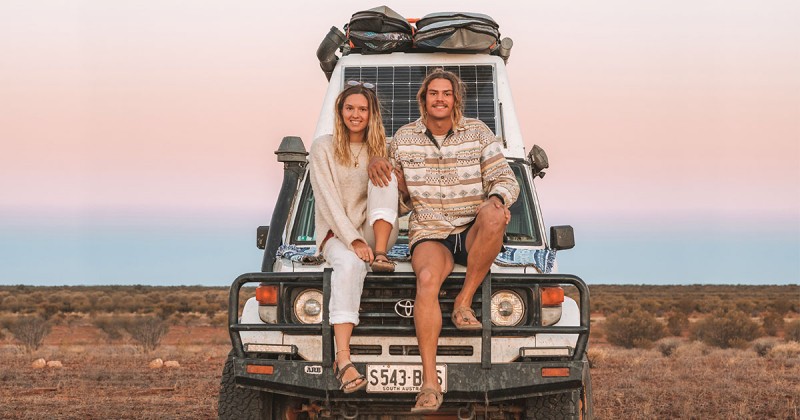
[322,175,399,326]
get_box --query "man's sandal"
[410,386,443,413]
[370,251,395,273]
[451,306,482,330]
[333,349,366,393]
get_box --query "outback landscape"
[1,284,798,419]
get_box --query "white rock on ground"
[149,358,164,369]
[46,361,63,368]
[164,360,180,368]
[31,358,46,369]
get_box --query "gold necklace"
[352,142,365,167]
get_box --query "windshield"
[291,161,541,246]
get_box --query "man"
[368,69,519,413]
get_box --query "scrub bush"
[604,309,665,348]
[691,309,760,348]
[8,316,51,352]
[760,312,784,336]
[126,316,169,352]
[666,312,689,336]
[786,319,800,342]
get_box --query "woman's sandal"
[333,349,367,393]
[410,386,443,413]
[451,306,482,330]
[370,251,395,273]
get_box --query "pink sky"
[1,0,798,231]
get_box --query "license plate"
[366,364,447,393]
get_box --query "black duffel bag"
[414,12,500,52]
[347,6,413,53]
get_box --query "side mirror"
[257,226,269,250]
[527,144,549,179]
[549,225,575,250]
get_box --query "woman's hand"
[351,239,374,264]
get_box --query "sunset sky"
[1,0,798,285]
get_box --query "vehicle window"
[291,162,540,246]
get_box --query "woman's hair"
[333,84,386,166]
[417,69,465,128]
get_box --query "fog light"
[490,290,525,326]
[294,289,323,324]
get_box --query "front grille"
[356,280,482,329]
[350,345,382,355]
[350,344,474,356]
[280,277,535,336]
[389,345,473,356]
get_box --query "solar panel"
[343,65,497,136]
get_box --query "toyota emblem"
[394,299,415,318]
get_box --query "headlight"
[293,289,323,324]
[490,290,525,326]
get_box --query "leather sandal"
[334,362,367,393]
[370,251,395,273]
[451,306,482,330]
[333,349,366,393]
[411,386,443,413]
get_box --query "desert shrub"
[786,320,800,342]
[125,316,169,352]
[768,297,794,315]
[761,312,784,336]
[211,312,228,328]
[675,297,696,315]
[656,337,681,357]
[691,309,761,348]
[93,316,130,342]
[752,338,778,357]
[8,316,51,352]
[666,312,689,336]
[604,309,666,348]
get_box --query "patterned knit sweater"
[390,118,519,249]
[309,134,370,253]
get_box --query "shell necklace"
[351,142,365,167]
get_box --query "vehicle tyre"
[524,389,580,420]
[218,349,273,420]
[580,355,594,420]
[524,358,593,420]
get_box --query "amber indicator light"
[541,367,570,377]
[256,285,279,305]
[246,364,274,375]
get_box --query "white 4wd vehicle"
[219,14,592,420]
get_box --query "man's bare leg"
[453,203,507,313]
[411,241,454,393]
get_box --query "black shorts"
[410,224,473,266]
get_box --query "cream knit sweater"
[309,134,370,253]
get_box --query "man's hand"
[351,239,374,264]
[477,195,511,225]
[368,156,393,187]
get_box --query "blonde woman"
[309,81,399,393]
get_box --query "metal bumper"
[233,357,585,403]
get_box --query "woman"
[309,81,399,393]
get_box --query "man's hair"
[416,69,465,128]
[333,84,387,166]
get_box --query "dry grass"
[590,340,800,419]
